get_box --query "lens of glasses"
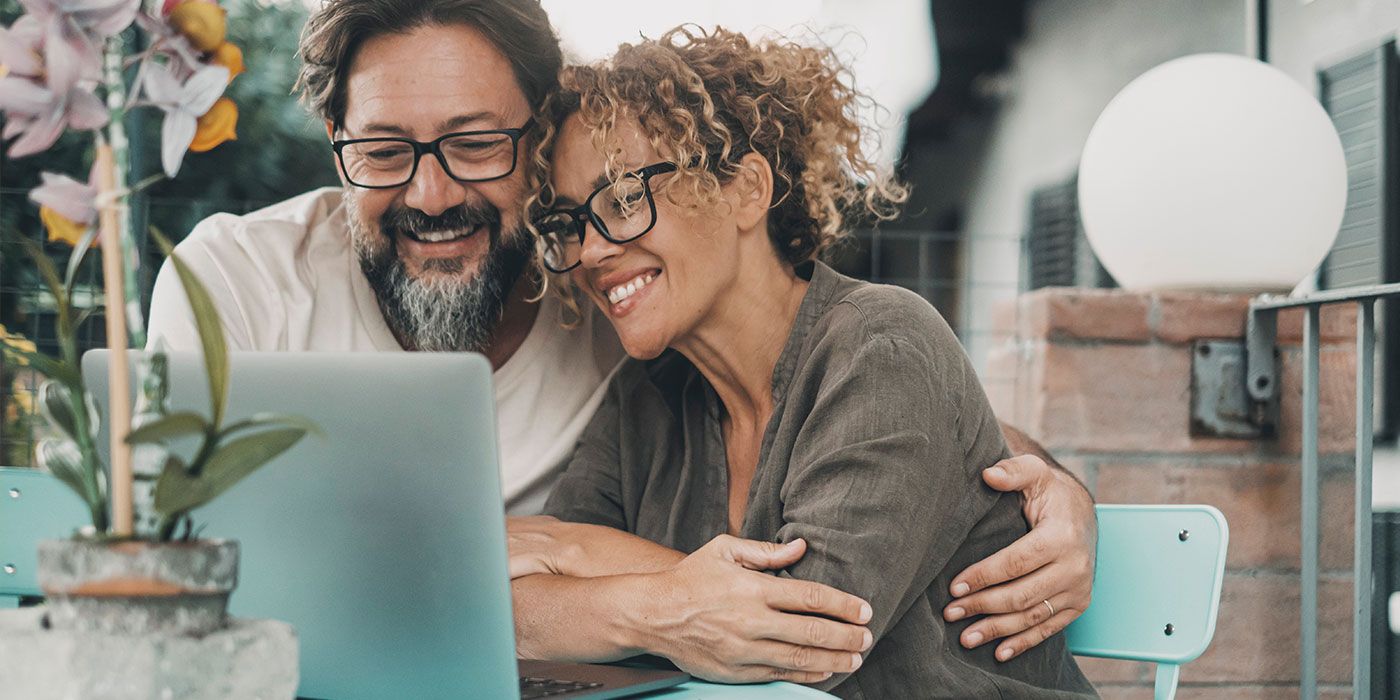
[439,132,516,181]
[339,141,416,188]
[593,175,656,242]
[534,213,583,272]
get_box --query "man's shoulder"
[175,187,347,268]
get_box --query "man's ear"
[732,151,774,232]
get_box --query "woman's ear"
[732,151,774,232]
[325,121,335,141]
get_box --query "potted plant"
[0,0,313,638]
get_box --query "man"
[146,0,1096,681]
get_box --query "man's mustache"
[380,204,500,241]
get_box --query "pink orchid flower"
[141,61,227,176]
[29,163,101,226]
[0,75,108,157]
[0,16,45,78]
[0,8,114,158]
[19,0,141,93]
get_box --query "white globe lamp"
[1078,53,1348,292]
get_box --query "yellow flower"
[9,383,35,417]
[39,206,95,248]
[190,98,237,152]
[210,42,243,81]
[0,324,37,365]
[169,1,228,53]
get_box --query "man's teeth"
[414,228,473,243]
[607,273,657,305]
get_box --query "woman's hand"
[943,454,1098,662]
[634,535,873,685]
[507,516,576,579]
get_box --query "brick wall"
[986,288,1359,699]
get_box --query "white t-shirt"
[146,187,626,515]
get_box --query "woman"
[515,26,1095,698]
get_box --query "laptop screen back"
[84,351,518,700]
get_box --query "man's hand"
[635,535,873,685]
[944,454,1097,662]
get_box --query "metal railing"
[1247,283,1399,699]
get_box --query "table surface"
[646,680,832,698]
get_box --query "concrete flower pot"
[37,539,238,635]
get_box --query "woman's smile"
[597,268,662,317]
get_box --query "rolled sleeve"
[774,330,1004,690]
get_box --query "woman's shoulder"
[813,269,960,361]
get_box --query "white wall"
[957,0,1248,369]
[959,0,1400,371]
[1270,0,1400,91]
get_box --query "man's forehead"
[341,23,529,136]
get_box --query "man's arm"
[942,422,1098,662]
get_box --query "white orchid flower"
[141,60,228,177]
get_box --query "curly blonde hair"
[525,25,908,316]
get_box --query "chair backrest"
[1066,504,1229,699]
[0,467,89,603]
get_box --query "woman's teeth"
[607,272,657,305]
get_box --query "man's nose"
[402,153,469,216]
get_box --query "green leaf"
[36,438,99,513]
[1,344,81,388]
[37,380,80,441]
[16,237,70,329]
[219,413,322,440]
[126,411,210,445]
[63,227,98,291]
[149,228,229,428]
[154,427,308,517]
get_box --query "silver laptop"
[84,351,687,700]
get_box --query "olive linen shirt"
[544,262,1096,699]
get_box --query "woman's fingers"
[763,575,873,625]
[758,612,872,652]
[713,534,807,571]
[739,640,864,675]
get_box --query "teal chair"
[0,467,88,607]
[1066,504,1229,700]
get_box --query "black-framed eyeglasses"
[532,162,678,274]
[331,120,533,189]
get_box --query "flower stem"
[103,34,147,350]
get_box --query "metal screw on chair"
[7,488,18,499]
[3,564,15,575]
[1178,529,1189,541]
[1164,623,1175,636]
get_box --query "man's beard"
[348,198,530,352]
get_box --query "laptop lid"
[84,351,518,700]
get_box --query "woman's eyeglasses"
[532,162,678,273]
